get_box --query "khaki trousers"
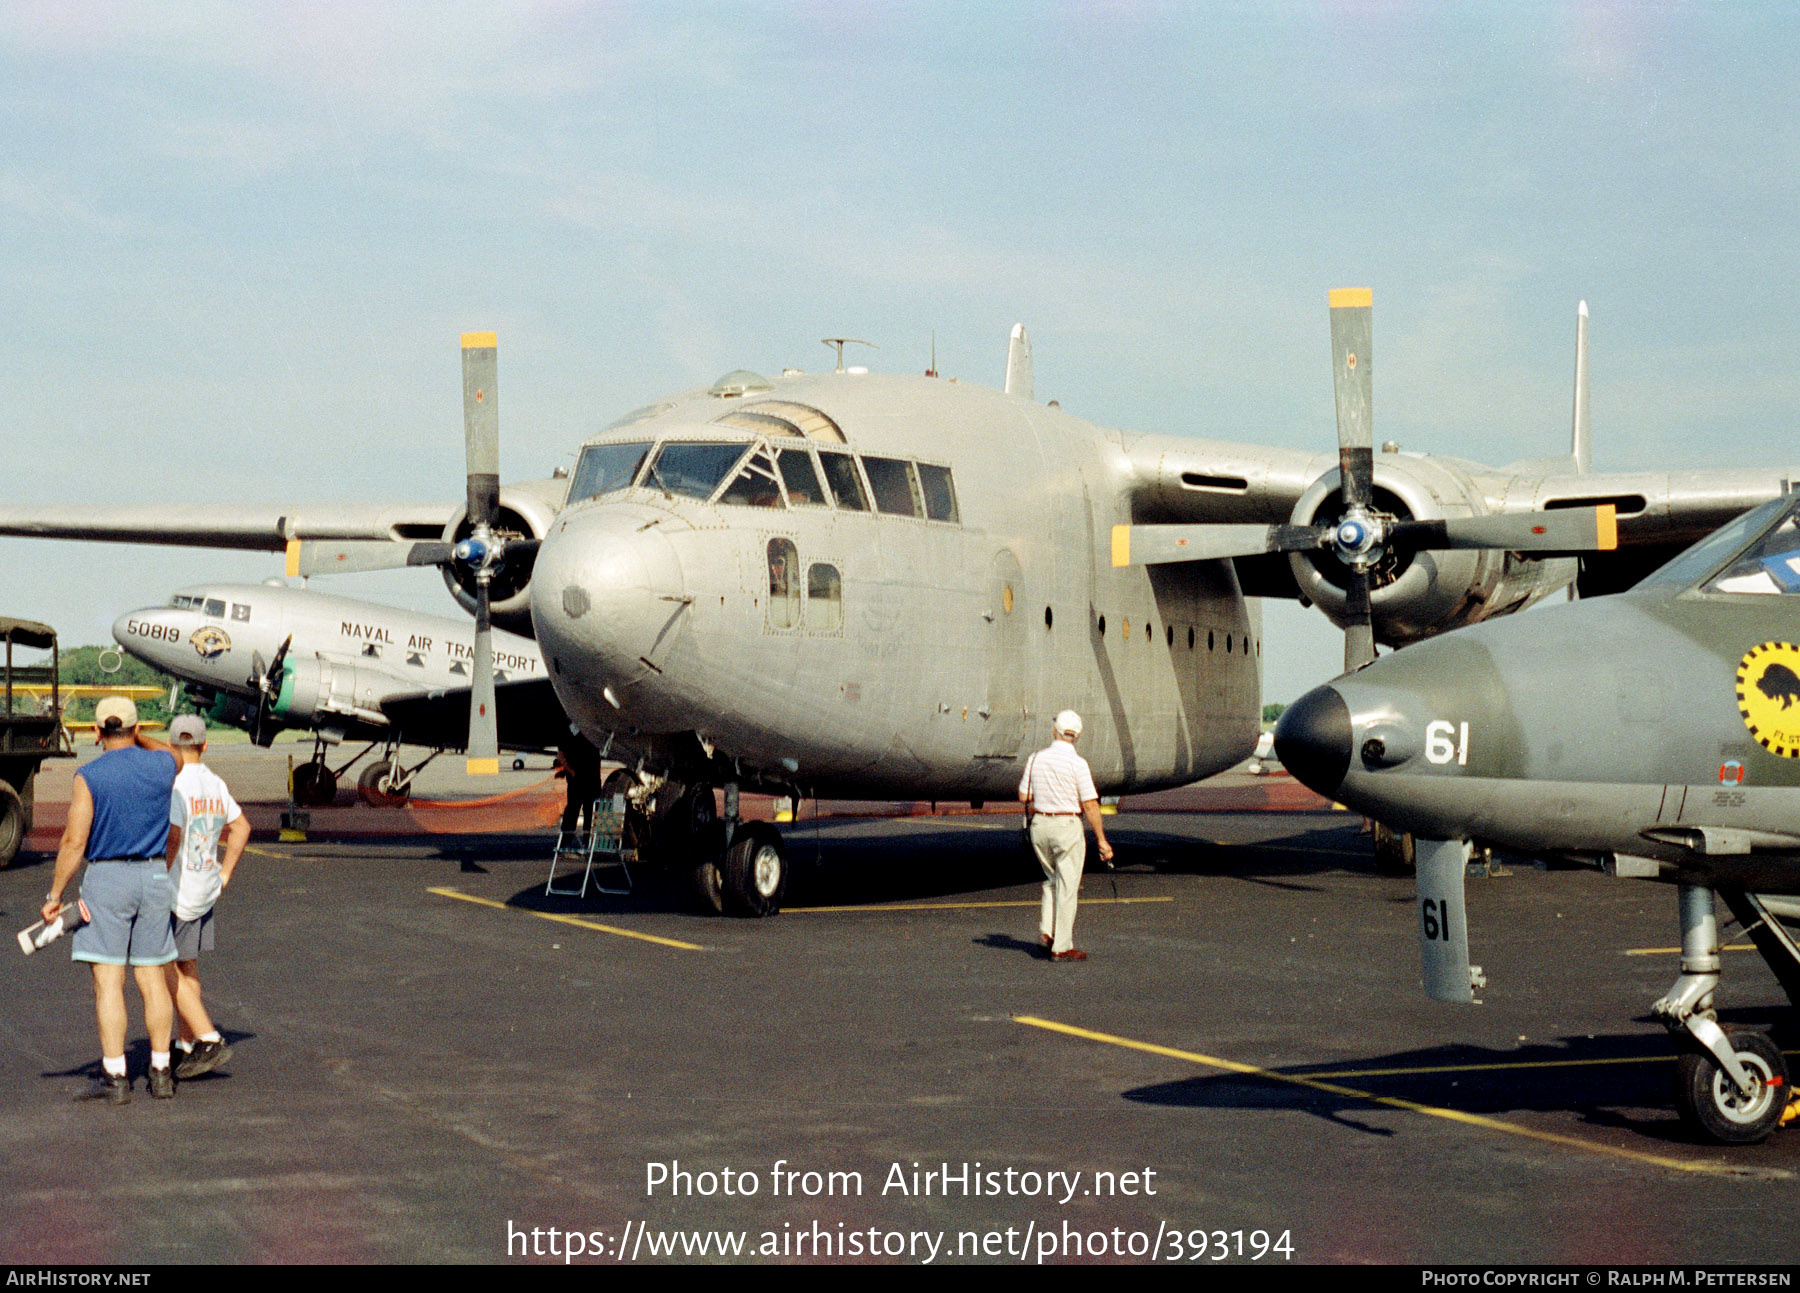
[1031,815,1087,954]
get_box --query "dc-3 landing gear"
[355,746,439,808]
[1653,884,1791,1144]
[603,772,790,917]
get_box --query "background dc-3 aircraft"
[1277,494,1800,1145]
[112,581,567,807]
[5,293,1794,916]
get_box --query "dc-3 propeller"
[246,633,294,747]
[1112,289,1618,673]
[285,333,534,773]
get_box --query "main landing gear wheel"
[1673,1029,1788,1145]
[291,762,337,808]
[0,781,24,869]
[688,821,727,916]
[1372,821,1416,875]
[356,763,411,808]
[722,821,788,918]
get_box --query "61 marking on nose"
[1425,720,1469,766]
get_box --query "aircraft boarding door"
[978,550,1029,758]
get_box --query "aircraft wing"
[0,503,455,551]
[377,676,569,753]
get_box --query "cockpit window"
[916,463,959,523]
[717,448,786,509]
[203,599,226,618]
[231,604,251,622]
[1705,500,1800,595]
[862,456,921,518]
[1640,497,1793,592]
[171,595,194,609]
[569,441,652,504]
[817,452,869,511]
[775,447,829,507]
[650,441,752,500]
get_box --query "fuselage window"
[231,604,251,622]
[718,448,786,508]
[1706,506,1800,595]
[1226,634,1233,653]
[204,599,226,619]
[1187,627,1195,649]
[775,448,829,507]
[651,441,751,500]
[863,456,920,518]
[569,440,652,504]
[818,451,870,512]
[767,538,801,629]
[1208,629,1215,651]
[916,463,959,523]
[1166,625,1173,647]
[808,562,842,631]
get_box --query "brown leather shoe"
[1051,948,1088,962]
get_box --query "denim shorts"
[170,909,215,961]
[71,860,177,967]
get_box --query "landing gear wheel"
[687,821,727,916]
[1372,821,1416,875]
[1674,1029,1788,1145]
[357,763,410,808]
[722,821,788,918]
[292,762,337,808]
[0,781,24,869]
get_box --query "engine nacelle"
[438,477,567,635]
[274,656,402,729]
[1287,455,1577,647]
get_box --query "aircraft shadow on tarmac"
[1121,1023,1798,1145]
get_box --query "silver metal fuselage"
[530,372,1262,797]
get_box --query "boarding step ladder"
[546,794,634,899]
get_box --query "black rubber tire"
[687,821,728,916]
[1372,821,1416,875]
[356,762,410,808]
[0,780,23,870]
[292,762,337,808]
[1673,1028,1789,1145]
[722,821,788,918]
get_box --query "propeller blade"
[247,650,266,692]
[1110,523,1330,566]
[1570,300,1590,474]
[1328,287,1375,512]
[466,584,499,775]
[1390,505,1618,554]
[285,539,457,577]
[462,331,500,533]
[1343,570,1376,674]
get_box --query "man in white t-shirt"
[162,716,251,1080]
[1018,710,1113,962]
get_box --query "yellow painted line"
[242,845,286,858]
[428,887,704,951]
[1328,287,1372,309]
[788,896,1174,915]
[1625,944,1756,956]
[1014,1015,1754,1177]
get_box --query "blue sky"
[2,1,1796,703]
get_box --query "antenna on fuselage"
[926,331,938,378]
[822,338,876,373]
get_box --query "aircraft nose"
[530,506,686,685]
[1275,684,1352,797]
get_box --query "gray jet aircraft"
[1276,493,1800,1144]
[3,298,1794,916]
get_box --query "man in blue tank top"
[41,696,181,1104]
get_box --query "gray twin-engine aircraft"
[2,295,1793,916]
[111,581,563,806]
[1277,494,1800,1144]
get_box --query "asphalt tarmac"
[1,758,1796,1265]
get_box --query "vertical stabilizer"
[1570,300,1590,473]
[1004,324,1033,400]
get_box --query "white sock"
[102,1055,126,1078]
[199,1031,221,1044]
[150,1050,170,1071]
[176,1039,195,1053]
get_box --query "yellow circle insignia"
[1737,641,1800,758]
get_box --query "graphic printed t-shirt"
[169,762,243,921]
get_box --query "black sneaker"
[76,1073,130,1105]
[147,1066,176,1099]
[174,1040,232,1080]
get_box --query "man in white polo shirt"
[1018,710,1113,962]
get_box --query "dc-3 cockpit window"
[818,451,869,511]
[718,449,786,509]
[569,441,652,504]
[1705,500,1800,595]
[203,598,226,619]
[862,456,920,518]
[649,442,752,500]
[1640,496,1795,593]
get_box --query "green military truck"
[0,618,73,868]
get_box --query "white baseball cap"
[1053,709,1083,738]
[93,696,138,734]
